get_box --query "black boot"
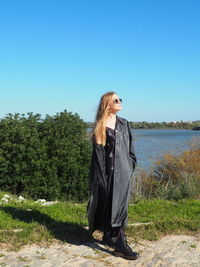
[102,232,117,248]
[114,230,139,260]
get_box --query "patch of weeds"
[36,254,46,260]
[35,251,46,259]
[0,254,5,258]
[98,259,114,267]
[17,256,30,262]
[93,249,108,256]
[63,249,69,254]
[0,263,6,266]
[181,240,187,244]
[82,255,114,267]
[190,244,197,248]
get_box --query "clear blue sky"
[0,0,199,122]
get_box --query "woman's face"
[109,94,122,113]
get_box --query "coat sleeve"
[127,121,137,170]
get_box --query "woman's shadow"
[0,206,113,255]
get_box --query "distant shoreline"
[133,127,200,130]
[87,121,200,130]
[87,126,200,130]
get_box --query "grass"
[127,198,200,241]
[0,195,88,251]
[0,192,200,251]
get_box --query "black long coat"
[87,116,137,235]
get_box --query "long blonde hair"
[93,91,116,146]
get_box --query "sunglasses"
[113,98,122,104]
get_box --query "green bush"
[0,111,91,201]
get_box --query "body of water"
[132,129,200,170]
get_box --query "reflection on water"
[132,129,200,170]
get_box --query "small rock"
[18,195,25,201]
[42,201,58,206]
[0,229,23,233]
[1,197,9,203]
[128,222,153,226]
[13,229,23,233]
[3,194,11,198]
[35,199,46,203]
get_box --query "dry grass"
[132,138,200,200]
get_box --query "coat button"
[115,169,118,173]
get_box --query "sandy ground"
[0,234,200,267]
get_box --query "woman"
[87,92,139,260]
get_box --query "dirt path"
[0,234,200,266]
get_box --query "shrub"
[0,111,91,201]
[132,139,200,200]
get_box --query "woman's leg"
[103,172,118,247]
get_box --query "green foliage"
[0,111,91,201]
